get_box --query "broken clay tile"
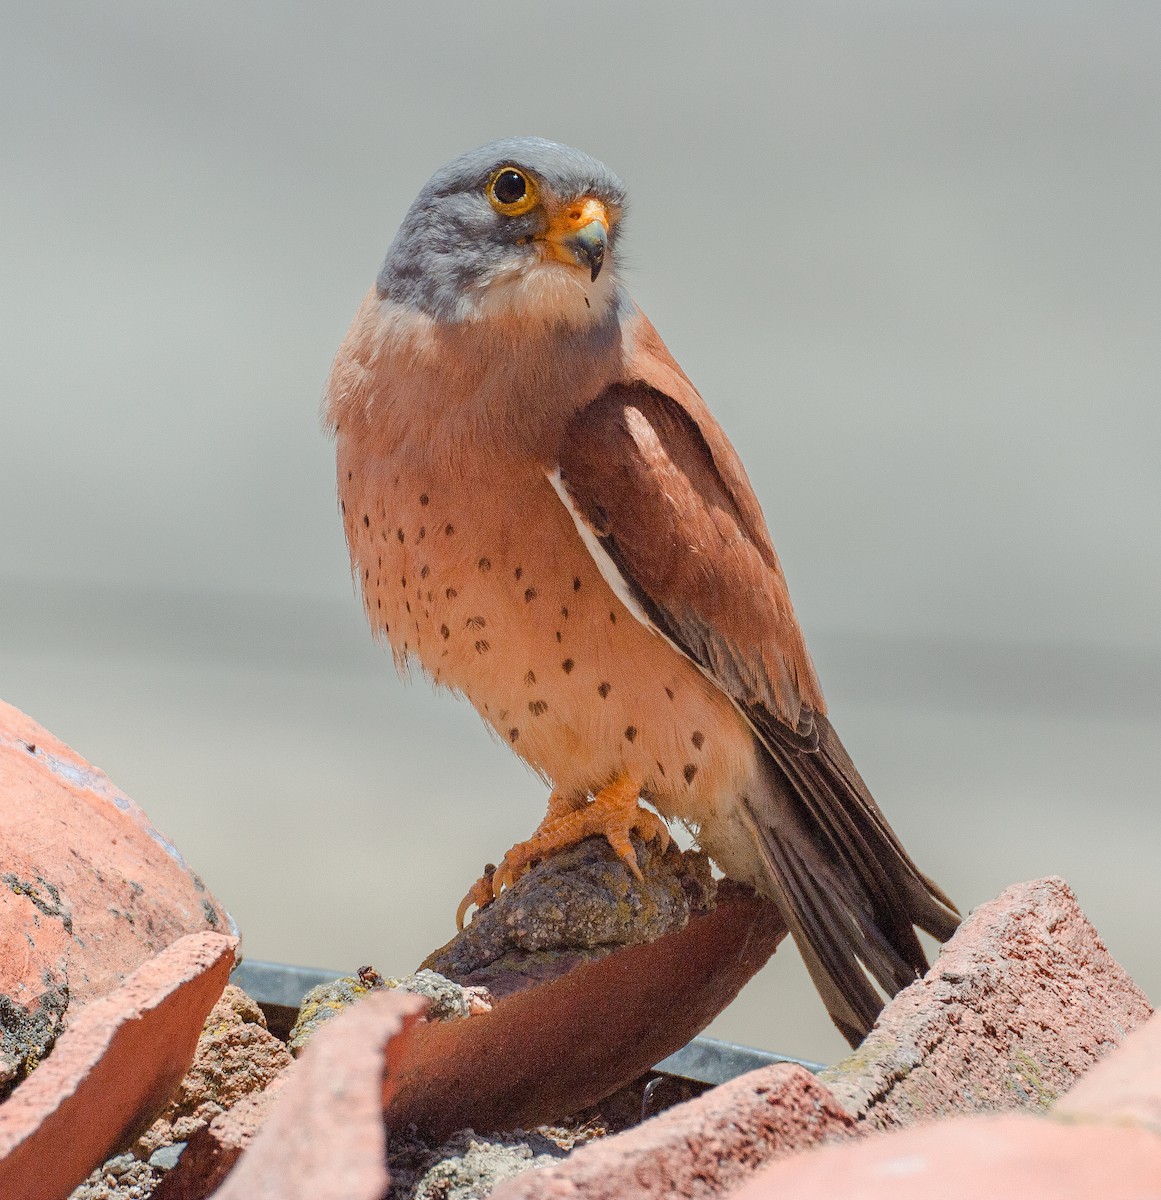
[729,1112,1161,1200]
[1056,1010,1161,1135]
[0,699,235,1076]
[211,990,427,1200]
[490,1063,859,1200]
[0,930,237,1200]
[150,1074,292,1200]
[821,876,1152,1129]
[387,879,787,1139]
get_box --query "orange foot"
[456,773,670,928]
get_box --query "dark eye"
[487,166,538,215]
[492,170,527,205]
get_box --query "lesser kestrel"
[325,137,958,1045]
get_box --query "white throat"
[472,260,619,329]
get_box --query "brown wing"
[556,313,959,1046]
[557,357,825,752]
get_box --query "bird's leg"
[490,772,670,897]
[542,788,587,823]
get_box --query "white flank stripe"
[546,468,801,752]
[546,466,658,633]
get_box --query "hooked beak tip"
[572,220,607,282]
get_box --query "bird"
[324,136,959,1047]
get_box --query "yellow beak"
[541,197,610,281]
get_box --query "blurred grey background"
[2,2,1158,1065]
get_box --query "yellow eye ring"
[487,166,539,216]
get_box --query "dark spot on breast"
[509,728,519,742]
[420,493,429,506]
[475,640,490,653]
[555,631,562,643]
[573,577,582,591]
[467,615,486,630]
[340,500,346,515]
[561,658,574,674]
[683,764,698,784]
[609,611,617,623]
[624,726,637,743]
[362,514,369,527]
[445,523,455,536]
[478,557,492,572]
[515,567,523,580]
[420,565,430,578]
[440,625,450,640]
[347,471,352,481]
[446,587,458,600]
[525,670,536,685]
[598,682,611,698]
[397,528,405,543]
[401,577,407,588]
[656,761,666,777]
[665,687,675,700]
[418,527,426,540]
[381,530,389,541]
[525,588,538,603]
[529,700,548,716]
[405,601,411,613]
[691,731,705,750]
[560,606,569,619]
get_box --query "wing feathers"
[741,721,960,1044]
[559,381,821,740]
[555,336,959,1045]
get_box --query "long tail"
[739,715,960,1047]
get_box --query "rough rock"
[288,969,490,1055]
[68,1153,159,1200]
[821,876,1152,1129]
[729,1112,1161,1200]
[149,1077,290,1200]
[135,984,292,1155]
[1056,1010,1161,1135]
[426,836,716,997]
[0,931,237,1200]
[387,1128,569,1200]
[490,1063,859,1200]
[0,700,234,1094]
[212,989,427,1200]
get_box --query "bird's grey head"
[377,137,628,327]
